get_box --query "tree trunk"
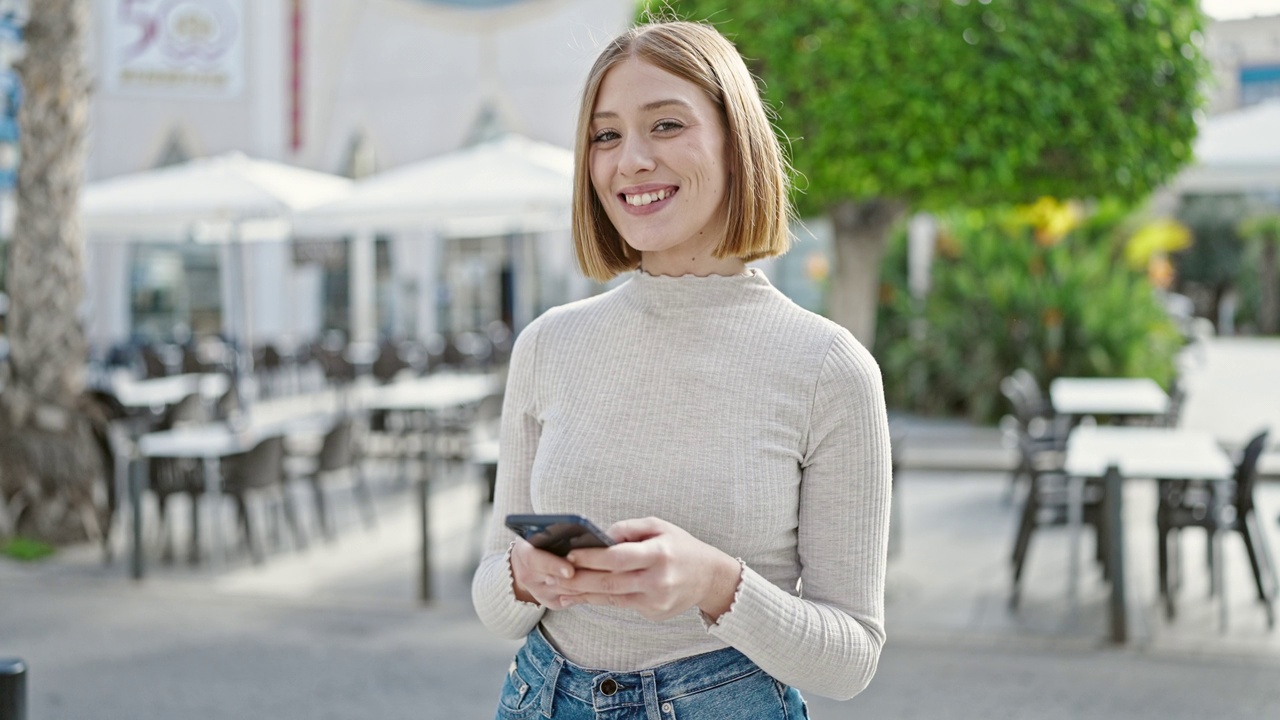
[0,0,106,544]
[1259,232,1278,336]
[828,199,908,348]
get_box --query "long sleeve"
[706,331,892,700]
[470,318,548,638]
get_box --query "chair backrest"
[163,392,206,429]
[142,346,168,379]
[1234,429,1270,515]
[1000,376,1036,426]
[1011,368,1052,417]
[223,435,285,491]
[318,419,355,472]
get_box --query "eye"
[591,129,620,144]
[654,119,684,133]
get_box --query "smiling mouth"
[622,187,677,207]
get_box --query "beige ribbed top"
[470,268,892,701]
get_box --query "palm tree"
[0,0,109,544]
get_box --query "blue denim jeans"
[494,627,809,719]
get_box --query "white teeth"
[625,188,672,206]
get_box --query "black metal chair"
[1007,428,1108,609]
[1157,429,1276,628]
[999,373,1069,503]
[148,392,208,564]
[297,419,376,540]
[221,435,298,564]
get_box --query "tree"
[0,0,107,544]
[653,0,1205,344]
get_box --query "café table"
[358,371,501,602]
[109,371,230,411]
[1050,377,1170,423]
[1063,425,1235,643]
[129,394,340,580]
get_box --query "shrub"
[874,199,1184,422]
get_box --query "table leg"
[1212,482,1228,633]
[130,455,145,580]
[1103,465,1128,643]
[206,457,224,571]
[1067,475,1084,614]
[418,453,432,604]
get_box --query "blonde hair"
[573,21,792,281]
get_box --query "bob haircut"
[573,20,793,281]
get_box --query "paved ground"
[4,443,1280,719]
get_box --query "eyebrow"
[592,98,695,120]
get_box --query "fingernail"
[560,567,573,578]
[565,553,577,564]
[560,597,576,607]
[543,577,556,586]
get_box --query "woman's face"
[588,58,731,271]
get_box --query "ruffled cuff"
[703,562,792,640]
[471,542,545,639]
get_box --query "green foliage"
[874,200,1183,421]
[1,536,57,562]
[1175,195,1247,293]
[646,0,1206,214]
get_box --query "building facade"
[1204,13,1280,114]
[83,0,632,351]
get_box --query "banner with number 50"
[103,0,245,99]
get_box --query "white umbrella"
[1175,99,1280,195]
[83,152,354,241]
[81,153,354,387]
[292,133,573,236]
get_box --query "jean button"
[600,678,618,696]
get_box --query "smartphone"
[505,514,616,557]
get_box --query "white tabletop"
[1064,426,1234,480]
[110,372,230,409]
[1049,377,1170,417]
[360,372,499,412]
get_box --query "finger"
[562,591,646,610]
[567,542,657,573]
[513,539,576,580]
[606,516,669,543]
[557,568,644,595]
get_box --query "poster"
[103,0,245,98]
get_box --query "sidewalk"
[3,421,1280,718]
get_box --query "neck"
[639,251,746,278]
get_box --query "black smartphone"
[505,514,616,557]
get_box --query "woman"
[472,19,892,719]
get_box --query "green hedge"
[874,199,1183,422]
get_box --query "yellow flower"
[1125,219,1191,269]
[1013,197,1083,246]
[1148,255,1176,289]
[805,252,830,283]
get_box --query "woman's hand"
[509,538,579,608]
[554,517,742,623]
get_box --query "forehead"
[592,58,714,115]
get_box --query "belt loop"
[539,655,564,719]
[641,670,661,720]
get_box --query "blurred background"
[2,1,1280,718]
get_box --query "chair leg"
[187,492,202,565]
[1240,511,1270,604]
[1158,522,1175,620]
[353,466,377,529]
[156,493,174,564]
[234,494,263,564]
[279,485,307,551]
[309,476,333,540]
[1009,487,1039,609]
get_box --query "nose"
[618,134,656,176]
